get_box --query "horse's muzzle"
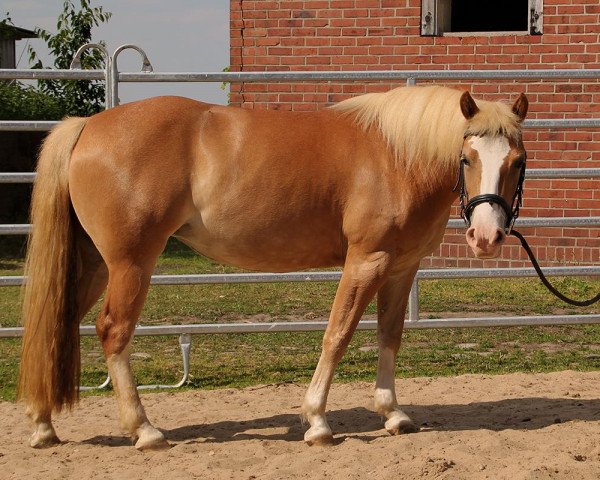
[466,223,507,259]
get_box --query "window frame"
[421,0,543,37]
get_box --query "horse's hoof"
[304,427,334,446]
[385,417,419,435]
[134,426,170,451]
[29,425,60,448]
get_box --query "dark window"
[451,0,528,32]
[421,0,542,36]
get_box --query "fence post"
[408,278,419,322]
[137,333,192,390]
[70,43,112,109]
[111,44,153,107]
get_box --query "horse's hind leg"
[373,265,419,435]
[28,230,108,448]
[96,256,169,451]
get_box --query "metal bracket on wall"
[421,0,438,36]
[530,0,544,35]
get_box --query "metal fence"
[1,44,599,389]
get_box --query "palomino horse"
[20,85,528,450]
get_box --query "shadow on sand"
[82,396,600,447]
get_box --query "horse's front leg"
[302,248,392,445]
[374,265,420,435]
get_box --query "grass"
[1,238,598,401]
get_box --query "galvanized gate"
[1,44,599,389]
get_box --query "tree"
[0,82,63,121]
[0,13,63,120]
[28,0,112,116]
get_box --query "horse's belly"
[174,219,345,272]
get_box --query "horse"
[19,85,528,450]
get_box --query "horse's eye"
[513,158,525,169]
[461,156,470,166]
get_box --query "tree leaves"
[0,82,63,120]
[27,1,112,117]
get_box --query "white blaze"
[469,136,510,227]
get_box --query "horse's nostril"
[493,228,506,246]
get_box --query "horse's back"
[67,96,388,270]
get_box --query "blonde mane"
[332,85,522,175]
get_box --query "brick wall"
[229,0,600,268]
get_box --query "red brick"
[355,18,381,27]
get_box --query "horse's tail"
[18,117,89,414]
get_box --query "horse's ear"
[512,93,529,122]
[460,91,479,120]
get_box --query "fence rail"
[2,168,599,183]
[1,265,599,289]
[116,68,600,82]
[4,67,600,82]
[3,119,600,132]
[2,314,600,340]
[1,54,599,389]
[1,216,598,237]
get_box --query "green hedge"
[0,81,65,121]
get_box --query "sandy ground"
[2,371,600,479]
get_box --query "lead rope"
[510,229,600,307]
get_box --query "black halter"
[453,135,526,234]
